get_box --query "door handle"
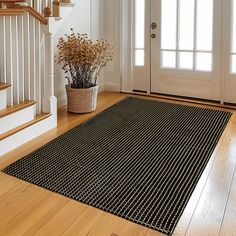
[151,34,156,39]
[151,22,157,30]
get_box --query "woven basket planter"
[66,85,98,113]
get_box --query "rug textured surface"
[2,97,232,235]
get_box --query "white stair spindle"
[0,16,7,83]
[29,16,36,102]
[35,20,41,114]
[41,0,46,15]
[12,16,20,105]
[43,32,54,113]
[37,0,40,14]
[23,13,31,100]
[18,15,25,102]
[5,16,13,106]
[41,36,45,107]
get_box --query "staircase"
[0,0,75,156]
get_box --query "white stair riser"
[0,90,7,110]
[0,105,35,135]
[0,114,56,156]
[0,97,57,156]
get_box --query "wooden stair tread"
[0,83,11,91]
[0,113,51,141]
[0,100,36,118]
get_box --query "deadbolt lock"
[151,22,157,29]
[151,34,156,39]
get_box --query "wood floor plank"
[62,206,104,235]
[185,114,236,236]
[0,92,235,236]
[34,201,88,236]
[0,183,47,230]
[113,220,150,236]
[145,229,166,236]
[219,159,236,236]
[0,173,23,197]
[0,191,68,235]
[85,211,150,236]
[86,212,123,236]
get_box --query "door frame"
[221,0,236,103]
[120,0,236,104]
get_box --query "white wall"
[54,0,101,107]
[90,0,104,92]
[54,0,121,108]
[100,0,121,92]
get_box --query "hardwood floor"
[0,91,235,236]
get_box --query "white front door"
[150,0,222,101]
[130,0,236,103]
[222,0,236,103]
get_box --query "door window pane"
[231,55,236,73]
[162,51,176,68]
[135,50,145,66]
[196,0,213,51]
[196,53,212,71]
[179,52,193,69]
[161,0,177,50]
[135,0,145,49]
[179,0,195,50]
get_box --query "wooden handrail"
[0,6,47,24]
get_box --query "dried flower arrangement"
[56,28,114,89]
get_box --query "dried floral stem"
[56,29,114,89]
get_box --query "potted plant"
[56,28,114,113]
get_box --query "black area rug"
[2,97,232,235]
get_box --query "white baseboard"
[104,83,120,92]
[56,88,67,108]
[98,83,105,92]
[58,96,67,108]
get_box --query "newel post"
[45,32,54,98]
[43,29,57,121]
